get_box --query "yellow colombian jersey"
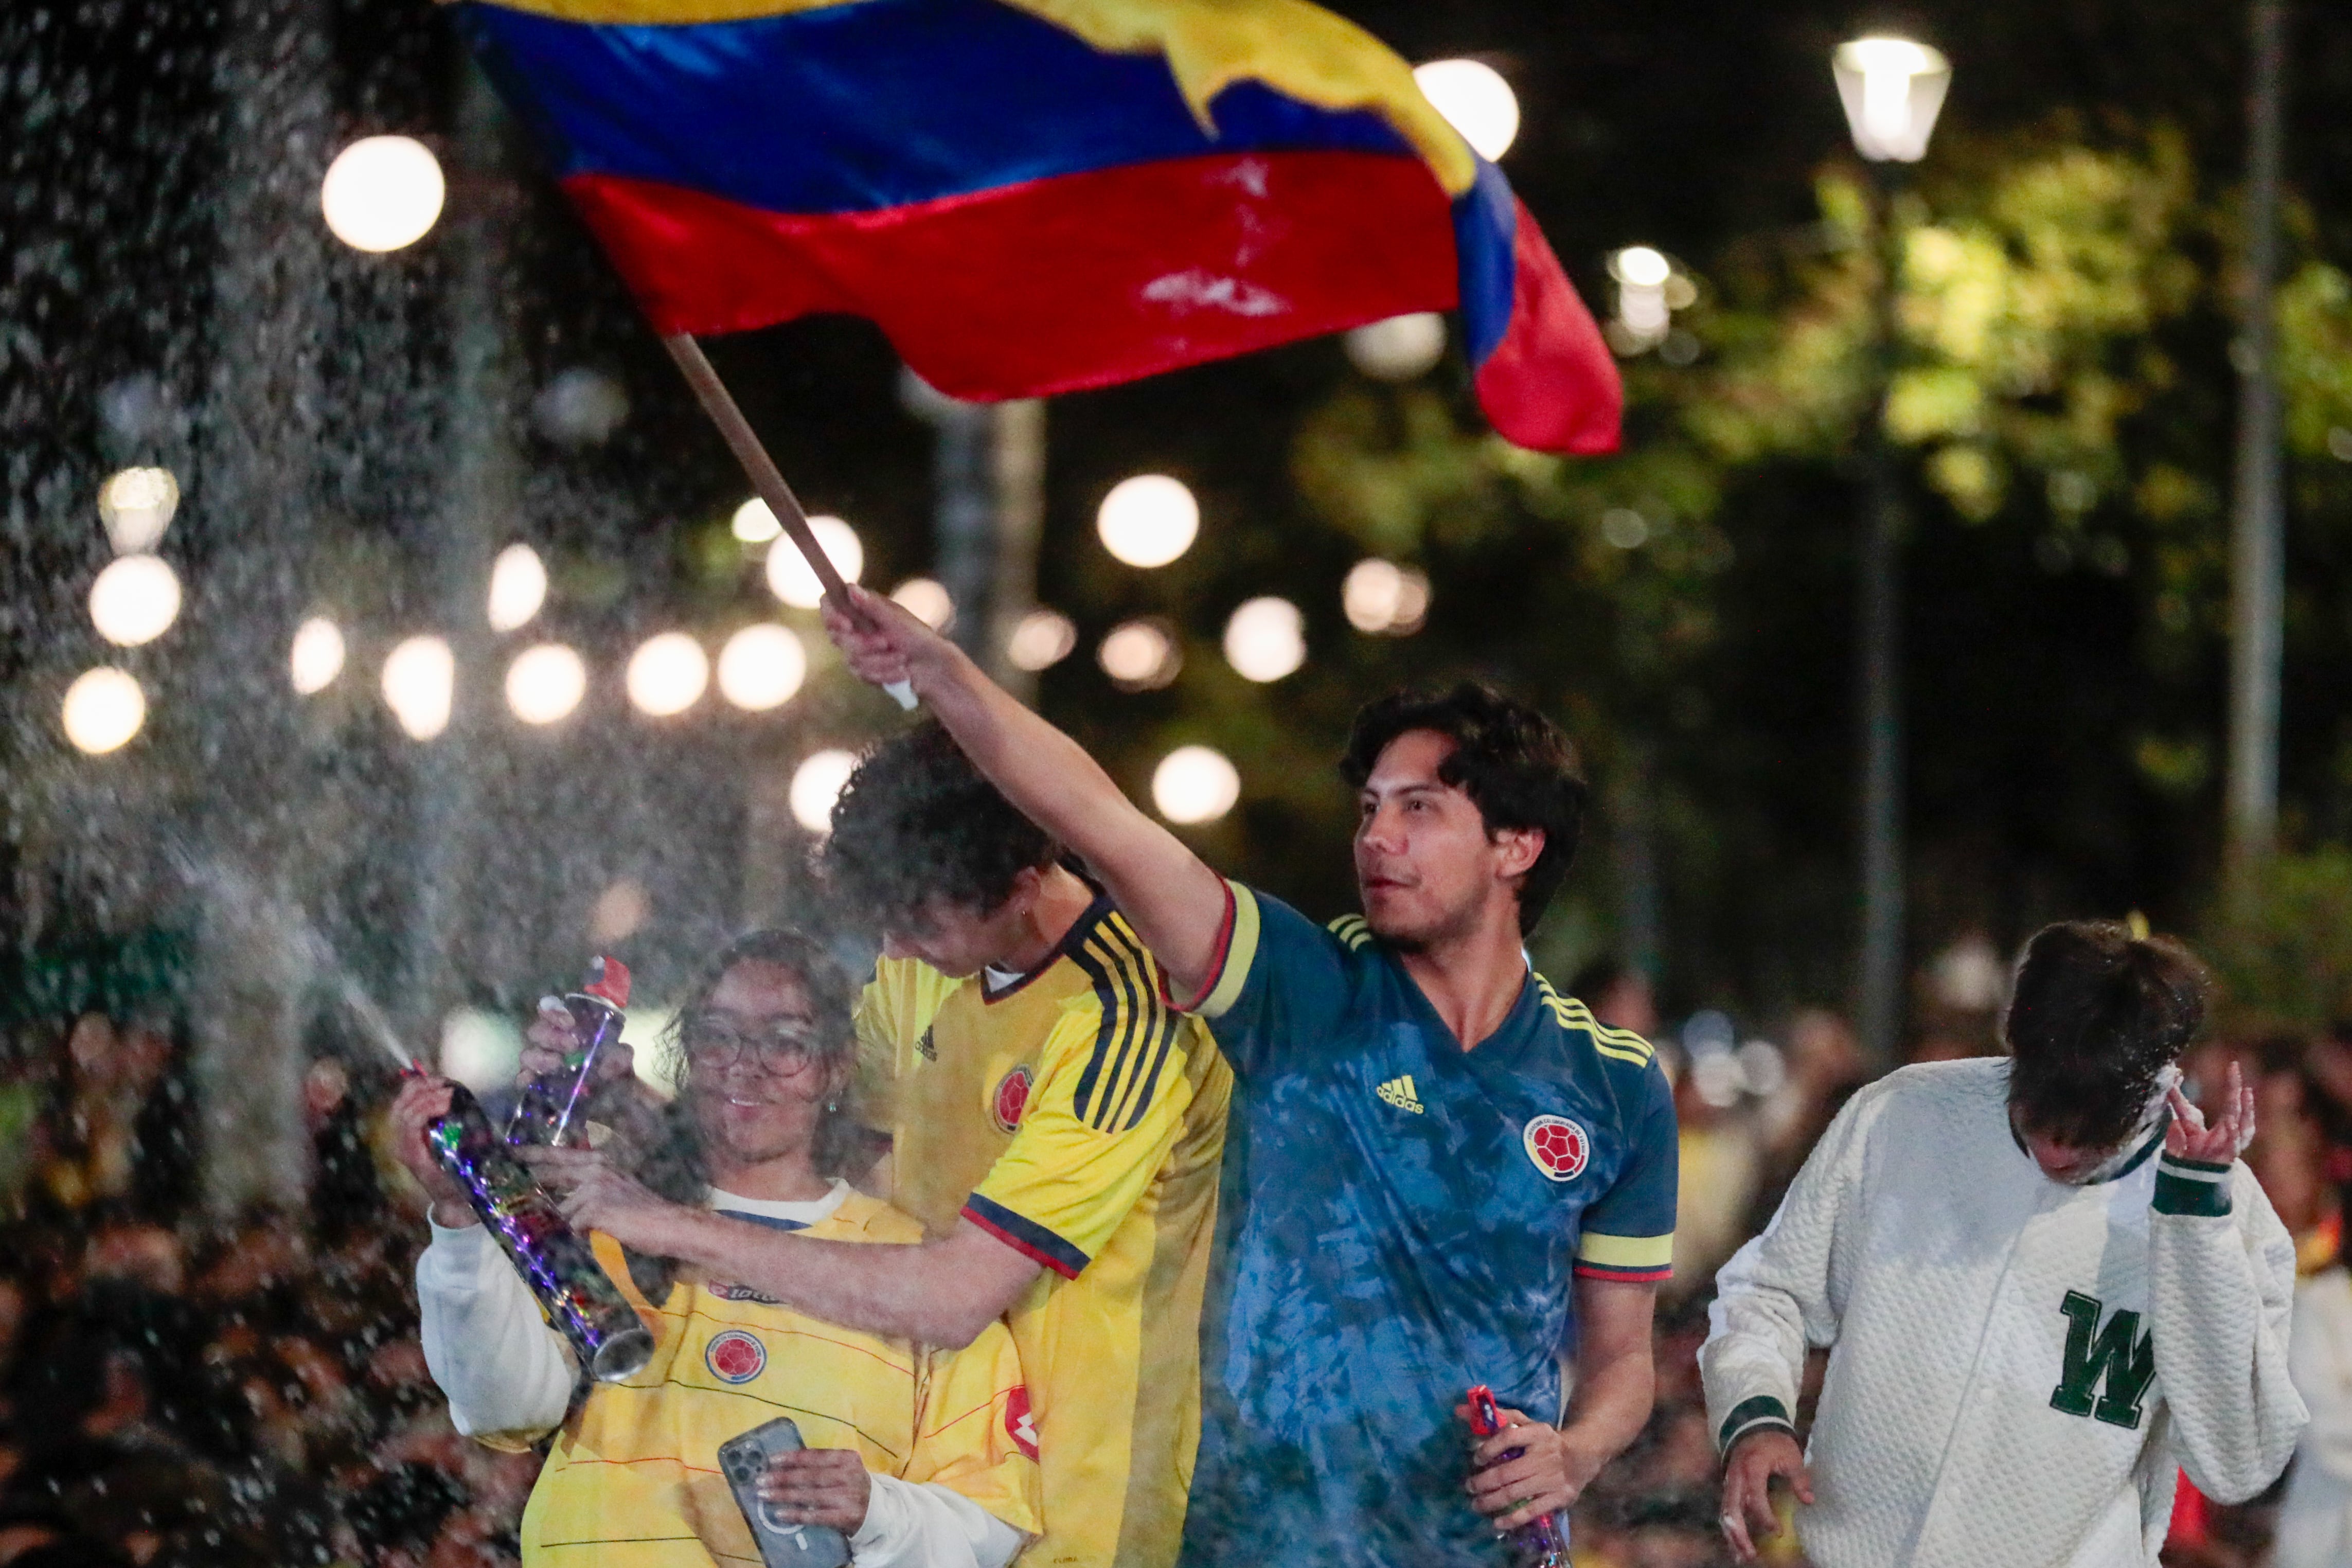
[517,1194,1039,1565]
[857,895,1231,1568]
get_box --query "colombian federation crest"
[1523,1115,1590,1182]
[705,1329,767,1384]
[992,1065,1035,1133]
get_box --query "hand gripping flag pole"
[662,333,919,711]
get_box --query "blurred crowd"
[4,940,2350,1567]
[0,1002,537,1568]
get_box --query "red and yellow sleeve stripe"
[1164,879,1260,1020]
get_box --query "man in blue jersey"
[824,589,1677,1568]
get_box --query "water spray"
[221,868,654,1383]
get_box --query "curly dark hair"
[2004,920,2211,1151]
[1339,682,1588,935]
[655,928,865,1178]
[821,722,1059,931]
[619,929,874,1303]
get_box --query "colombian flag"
[454,0,1622,453]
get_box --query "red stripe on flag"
[1472,198,1621,455]
[563,151,1457,401]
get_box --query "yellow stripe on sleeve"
[1195,882,1260,1020]
[1575,1232,1674,1270]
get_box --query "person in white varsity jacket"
[1701,919,2306,1567]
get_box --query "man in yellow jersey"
[391,930,1039,1568]
[549,724,1231,1568]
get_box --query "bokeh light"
[382,635,455,740]
[790,749,858,834]
[320,135,446,253]
[1223,597,1306,682]
[1152,746,1241,825]
[1007,609,1078,673]
[62,667,146,755]
[1096,475,1198,568]
[1099,618,1181,690]
[1342,559,1432,635]
[717,623,807,711]
[290,617,346,694]
[765,515,864,609]
[627,632,709,717]
[1344,313,1447,381]
[439,1009,522,1095]
[505,643,587,725]
[530,368,629,447]
[487,543,548,633]
[1614,246,1671,288]
[97,467,178,555]
[1414,59,1521,161]
[87,554,182,647]
[732,498,783,544]
[589,879,651,946]
[1601,508,1650,549]
[890,578,955,631]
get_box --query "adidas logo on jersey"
[1376,1075,1424,1114]
[916,1025,937,1061]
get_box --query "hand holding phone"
[718,1418,853,1568]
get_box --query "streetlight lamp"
[1834,35,1948,1064]
[1831,40,1950,163]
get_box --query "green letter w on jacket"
[2048,1290,2155,1430]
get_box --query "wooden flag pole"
[662,333,917,709]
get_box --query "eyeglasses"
[680,1012,830,1074]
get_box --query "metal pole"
[2225,0,2289,883]
[1856,166,1906,1064]
[1612,738,1660,982]
[988,400,1046,699]
[932,399,997,660]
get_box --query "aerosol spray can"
[506,956,631,1148]
[1466,1384,1571,1568]
[424,1080,655,1382]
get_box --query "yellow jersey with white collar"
[858,893,1231,1568]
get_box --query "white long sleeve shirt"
[415,1181,1027,1568]
[2276,1266,2352,1568]
[1700,1059,2304,1568]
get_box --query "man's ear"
[1492,826,1545,881]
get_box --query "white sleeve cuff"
[850,1474,1027,1568]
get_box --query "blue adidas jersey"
[1177,883,1677,1568]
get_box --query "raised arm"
[824,586,1231,1001]
[2148,1072,2307,1502]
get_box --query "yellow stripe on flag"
[455,0,1478,195]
